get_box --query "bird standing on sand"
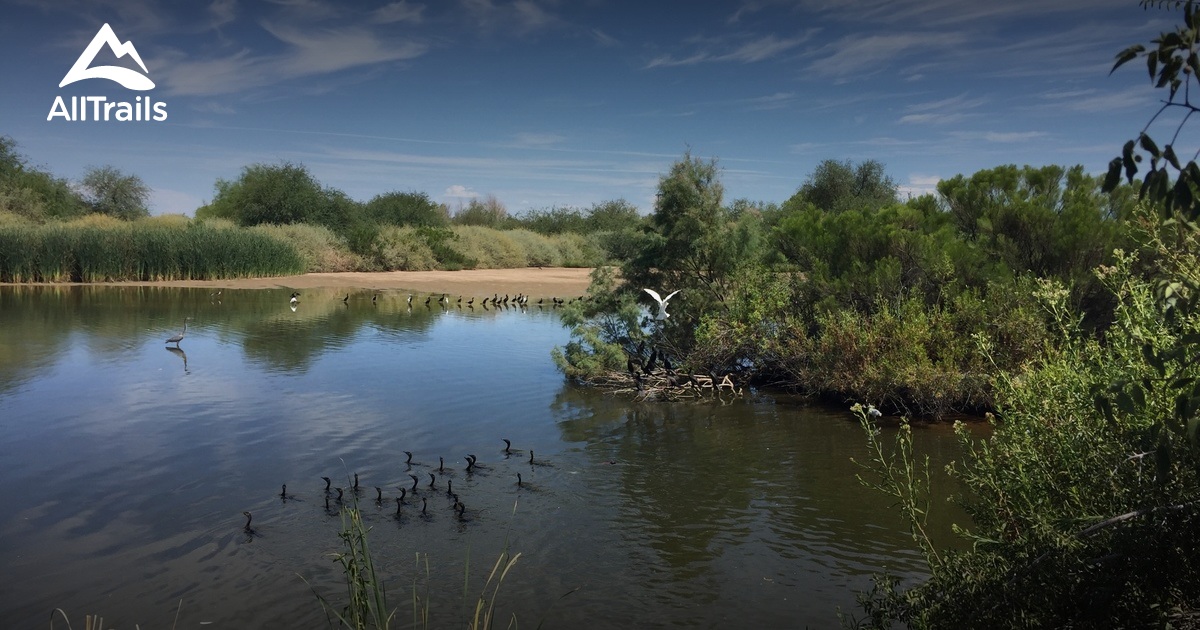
[643,288,680,321]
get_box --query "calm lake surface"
[0,285,967,629]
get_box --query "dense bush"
[365,190,449,228]
[250,223,362,273]
[0,136,86,222]
[853,250,1200,628]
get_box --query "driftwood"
[582,370,743,402]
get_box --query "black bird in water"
[421,497,428,516]
[354,473,360,493]
[242,511,254,533]
[395,497,403,517]
[439,457,445,473]
[446,479,453,496]
[503,439,513,454]
[375,487,383,503]
[394,487,407,503]
[428,473,436,489]
[322,476,332,493]
[409,474,420,491]
[404,451,414,465]
[517,473,523,487]
[335,487,344,503]
[280,484,287,499]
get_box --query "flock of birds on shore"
[165,289,599,347]
[242,439,557,536]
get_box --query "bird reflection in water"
[165,346,189,373]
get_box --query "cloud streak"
[158,22,427,95]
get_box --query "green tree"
[80,165,150,220]
[198,162,362,233]
[365,190,448,227]
[785,158,897,214]
[621,151,765,354]
[453,195,509,227]
[585,199,642,232]
[0,136,86,221]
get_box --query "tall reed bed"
[0,222,303,282]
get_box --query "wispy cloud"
[1051,86,1148,112]
[208,0,237,30]
[898,93,984,124]
[741,91,796,110]
[950,130,1047,143]
[372,1,425,24]
[646,32,812,68]
[804,32,969,77]
[590,28,619,47]
[459,0,561,35]
[510,132,566,147]
[158,22,428,95]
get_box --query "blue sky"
[0,0,1179,216]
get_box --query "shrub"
[375,226,439,271]
[250,223,361,273]
[450,225,525,268]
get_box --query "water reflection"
[0,285,967,629]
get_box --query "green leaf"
[1116,389,1137,415]
[1095,394,1115,425]
[1141,134,1162,158]
[1112,44,1145,74]
[1164,144,1182,169]
[1143,343,1166,376]
[1132,383,1147,409]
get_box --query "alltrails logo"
[47,23,168,122]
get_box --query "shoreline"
[0,267,596,298]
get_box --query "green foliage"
[374,225,439,271]
[249,222,362,272]
[450,225,526,268]
[552,266,644,379]
[79,165,150,220]
[0,220,304,282]
[0,136,86,222]
[203,162,361,233]
[514,199,643,235]
[365,191,449,227]
[785,158,897,214]
[452,195,508,228]
[854,252,1200,628]
[619,151,767,354]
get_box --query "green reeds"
[310,496,526,630]
[309,498,396,630]
[0,221,304,282]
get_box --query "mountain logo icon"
[59,23,155,91]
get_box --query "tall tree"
[80,165,150,220]
[787,158,898,214]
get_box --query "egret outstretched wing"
[643,288,680,320]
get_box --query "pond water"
[0,286,967,629]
